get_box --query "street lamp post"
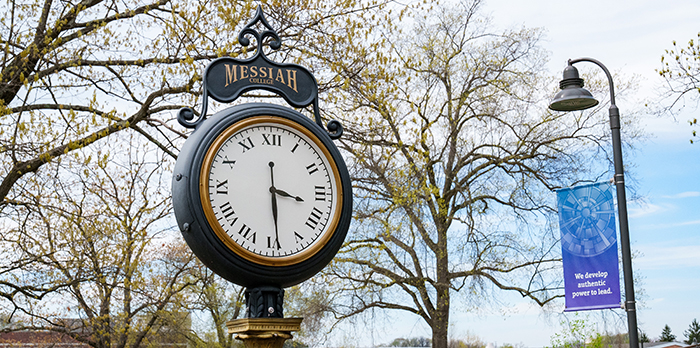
[549,58,639,348]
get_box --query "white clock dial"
[200,116,342,266]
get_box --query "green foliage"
[660,324,676,342]
[640,331,650,343]
[684,319,700,344]
[388,337,431,347]
[546,315,634,348]
[547,317,604,348]
[0,0,388,213]
[283,341,309,348]
[447,338,485,348]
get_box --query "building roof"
[643,342,689,348]
[0,331,89,348]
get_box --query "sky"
[334,0,700,347]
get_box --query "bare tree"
[0,136,198,348]
[182,267,246,348]
[316,1,639,347]
[658,32,700,143]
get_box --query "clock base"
[227,317,303,348]
[245,286,285,318]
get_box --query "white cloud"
[628,202,667,218]
[632,218,700,230]
[662,191,700,199]
[648,297,665,304]
[635,245,700,270]
[675,219,700,226]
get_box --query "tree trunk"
[432,286,450,348]
[433,233,451,348]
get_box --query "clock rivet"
[182,223,190,232]
[268,307,274,314]
[175,174,182,181]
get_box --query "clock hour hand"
[272,188,304,202]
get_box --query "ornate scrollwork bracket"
[177,5,343,139]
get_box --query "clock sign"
[172,7,351,288]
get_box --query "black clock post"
[171,6,352,348]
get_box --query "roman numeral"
[314,186,326,201]
[306,163,319,175]
[238,224,256,244]
[267,236,281,249]
[219,202,238,226]
[238,137,254,152]
[291,143,299,153]
[222,156,236,169]
[216,179,228,194]
[241,229,256,243]
[294,231,304,243]
[305,207,323,230]
[262,133,282,146]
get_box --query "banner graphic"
[556,182,621,311]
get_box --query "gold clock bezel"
[199,115,344,267]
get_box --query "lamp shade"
[549,65,599,111]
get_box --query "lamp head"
[549,64,599,111]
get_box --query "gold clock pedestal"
[227,318,303,348]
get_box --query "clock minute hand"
[270,187,278,225]
[268,162,281,250]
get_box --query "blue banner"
[556,182,621,311]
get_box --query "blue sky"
[336,0,700,346]
[463,0,700,345]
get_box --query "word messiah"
[224,63,299,93]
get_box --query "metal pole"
[610,102,639,348]
[570,58,639,348]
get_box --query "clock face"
[199,115,342,266]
